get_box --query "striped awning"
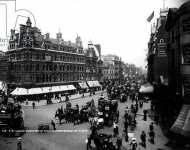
[87,81,102,88]
[78,82,88,89]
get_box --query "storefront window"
[183,77,190,98]
[183,22,190,33]
[183,47,190,64]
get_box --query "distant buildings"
[85,41,98,81]
[102,54,122,82]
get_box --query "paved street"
[0,92,175,150]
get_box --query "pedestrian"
[139,101,143,108]
[60,106,63,114]
[66,95,69,101]
[116,136,122,150]
[154,113,159,125]
[93,89,95,95]
[17,137,22,150]
[135,102,138,112]
[149,130,155,144]
[131,95,134,103]
[58,113,62,125]
[128,114,132,126]
[115,124,119,136]
[116,110,119,123]
[113,122,118,137]
[124,120,128,132]
[124,108,129,119]
[130,138,137,150]
[51,120,56,130]
[149,122,154,132]
[143,109,147,121]
[140,131,146,148]
[131,104,134,112]
[32,101,35,109]
[25,99,28,105]
[124,128,128,142]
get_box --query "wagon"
[38,124,50,133]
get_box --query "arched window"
[160,39,164,43]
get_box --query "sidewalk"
[21,90,105,107]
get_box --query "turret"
[76,34,83,48]
[26,17,32,27]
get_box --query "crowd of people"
[89,76,160,149]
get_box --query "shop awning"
[67,85,76,90]
[139,83,154,93]
[87,81,102,88]
[94,81,102,87]
[28,88,43,95]
[170,104,190,137]
[11,88,29,96]
[41,87,52,93]
[0,81,7,92]
[42,85,76,93]
[11,85,76,96]
[78,82,88,89]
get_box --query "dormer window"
[183,21,190,32]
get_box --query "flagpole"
[163,0,165,9]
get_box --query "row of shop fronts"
[10,80,102,97]
[0,18,104,97]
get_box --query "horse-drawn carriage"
[98,98,118,126]
[0,102,24,136]
[86,133,115,150]
[55,100,95,125]
[119,93,127,102]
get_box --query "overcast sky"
[0,0,187,68]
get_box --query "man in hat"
[32,101,35,109]
[51,120,56,130]
[130,137,137,150]
[140,131,146,148]
[143,109,147,121]
[17,137,22,150]
[113,121,119,137]
[116,136,122,150]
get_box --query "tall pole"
[163,0,165,9]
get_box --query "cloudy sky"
[0,0,187,68]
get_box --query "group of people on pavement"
[140,122,155,148]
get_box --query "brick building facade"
[6,18,100,90]
[166,1,190,104]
